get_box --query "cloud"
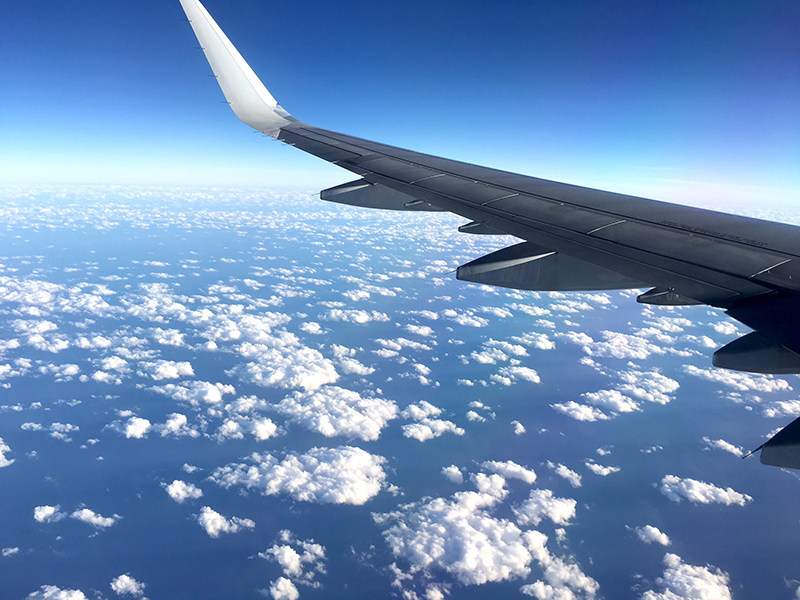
[481,460,537,484]
[164,480,203,503]
[683,365,791,393]
[511,421,526,435]
[151,381,236,406]
[0,437,13,467]
[702,437,745,458]
[2,546,20,557]
[195,506,255,538]
[71,508,120,528]
[584,461,620,476]
[548,463,582,488]
[442,465,464,484]
[259,530,326,590]
[374,474,595,597]
[267,578,299,600]
[632,525,670,546]
[581,390,639,413]
[322,309,390,324]
[23,422,80,442]
[110,574,147,597]
[641,553,731,600]
[139,360,194,380]
[273,386,397,441]
[25,585,89,600]
[230,345,338,392]
[513,489,577,526]
[491,366,541,386]
[211,446,387,505]
[551,401,609,422]
[658,475,752,506]
[34,505,67,523]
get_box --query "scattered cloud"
[195,506,255,538]
[640,553,731,599]
[513,489,576,526]
[164,480,203,503]
[34,505,67,523]
[211,446,387,505]
[658,475,752,506]
[25,585,89,600]
[110,574,147,598]
[0,437,13,467]
[71,507,120,528]
[548,462,582,488]
[631,525,670,546]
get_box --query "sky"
[2,0,799,207]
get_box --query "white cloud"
[211,446,387,505]
[151,381,235,406]
[124,417,151,439]
[658,475,752,506]
[551,401,609,422]
[511,421,526,435]
[548,463,582,488]
[139,360,194,380]
[164,480,203,503]
[25,585,89,600]
[195,506,255,538]
[616,369,679,405]
[442,465,464,484]
[641,553,731,600]
[632,525,670,546]
[683,365,791,393]
[231,345,338,392]
[702,437,745,458]
[34,505,67,523]
[110,574,147,597]
[2,546,20,557]
[584,461,620,476]
[299,322,324,335]
[273,386,397,441]
[268,578,299,600]
[0,437,14,467]
[514,489,576,526]
[259,530,326,587]
[71,508,120,528]
[402,420,465,442]
[375,474,595,597]
[323,309,390,324]
[401,401,442,420]
[581,389,639,413]
[155,413,200,438]
[481,460,537,484]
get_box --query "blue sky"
[2,0,799,207]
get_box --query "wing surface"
[177,0,800,379]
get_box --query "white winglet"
[179,0,292,137]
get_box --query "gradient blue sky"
[3,0,799,207]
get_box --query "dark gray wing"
[179,0,800,466]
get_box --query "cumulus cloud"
[211,446,387,505]
[273,386,397,441]
[658,475,752,506]
[259,530,326,591]
[683,365,791,393]
[2,546,20,557]
[164,480,203,503]
[550,401,609,422]
[481,460,537,484]
[139,360,194,380]
[268,578,299,600]
[0,437,13,467]
[322,309,390,324]
[641,553,731,600]
[511,420,526,435]
[581,390,639,414]
[632,525,670,546]
[110,574,147,597]
[151,381,235,406]
[374,474,595,597]
[230,345,338,392]
[442,465,464,484]
[71,508,120,528]
[548,463,582,488]
[702,437,745,457]
[34,505,67,523]
[584,460,620,476]
[25,585,89,599]
[195,506,255,538]
[514,489,577,526]
[400,401,464,441]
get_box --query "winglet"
[179,0,293,137]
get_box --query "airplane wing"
[178,0,800,467]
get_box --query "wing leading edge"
[178,0,800,468]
